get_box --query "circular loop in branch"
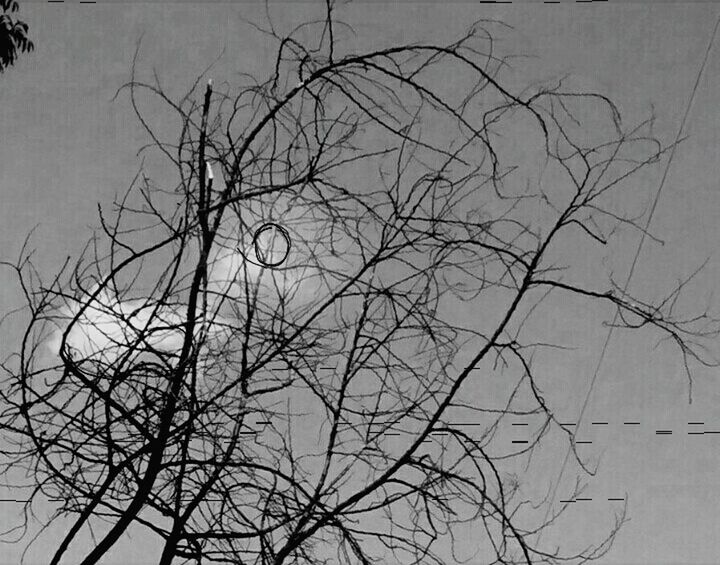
[252,222,291,267]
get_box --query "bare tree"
[1,4,718,565]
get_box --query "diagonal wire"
[535,13,720,549]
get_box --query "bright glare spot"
[47,286,185,362]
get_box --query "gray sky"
[1,2,720,564]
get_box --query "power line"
[535,12,720,549]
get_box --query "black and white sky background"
[2,1,720,563]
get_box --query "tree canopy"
[0,0,33,73]
[1,4,718,565]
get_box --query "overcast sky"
[2,2,720,564]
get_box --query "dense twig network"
[1,3,719,565]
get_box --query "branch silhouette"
[1,5,719,565]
